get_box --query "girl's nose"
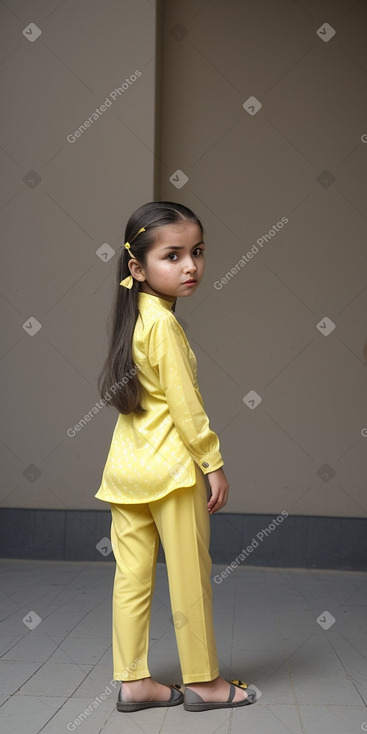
[184,257,197,272]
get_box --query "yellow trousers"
[110,463,220,684]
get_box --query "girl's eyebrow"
[161,241,204,250]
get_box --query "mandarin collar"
[137,291,175,312]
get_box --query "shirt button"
[202,462,209,468]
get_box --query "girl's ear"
[129,258,146,284]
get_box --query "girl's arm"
[148,316,229,512]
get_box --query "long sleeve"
[148,315,224,474]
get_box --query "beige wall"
[1,1,366,517]
[156,0,367,518]
[1,1,157,510]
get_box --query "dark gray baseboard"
[0,508,366,570]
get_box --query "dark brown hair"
[97,201,203,414]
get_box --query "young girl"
[95,201,256,713]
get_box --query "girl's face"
[134,221,206,302]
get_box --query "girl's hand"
[206,468,229,514]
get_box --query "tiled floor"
[0,559,366,733]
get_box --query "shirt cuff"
[196,453,224,474]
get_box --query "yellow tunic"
[95,291,224,504]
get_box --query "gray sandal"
[116,682,183,712]
[184,682,257,712]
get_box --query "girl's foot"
[119,677,177,702]
[185,675,248,703]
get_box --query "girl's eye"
[166,249,204,260]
